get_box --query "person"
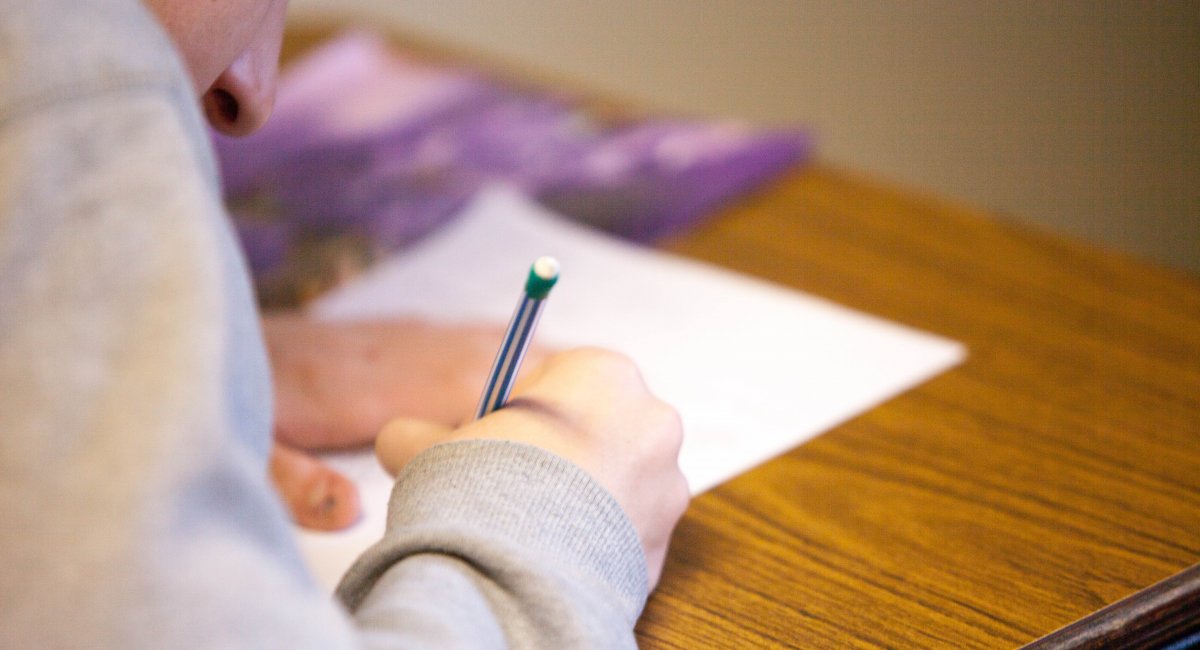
[0,0,690,647]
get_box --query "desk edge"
[1021,563,1200,650]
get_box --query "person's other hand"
[375,347,690,588]
[268,441,361,531]
[265,313,533,448]
[261,313,550,531]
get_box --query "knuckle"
[593,347,637,371]
[563,347,641,380]
[653,401,685,451]
[562,345,613,362]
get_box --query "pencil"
[474,256,560,419]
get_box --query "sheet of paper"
[295,185,966,590]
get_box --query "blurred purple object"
[215,31,811,298]
[539,121,809,240]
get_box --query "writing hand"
[375,347,690,588]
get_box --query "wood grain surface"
[644,167,1200,648]
[279,25,1200,648]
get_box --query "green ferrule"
[524,265,558,299]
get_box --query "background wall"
[289,0,1199,275]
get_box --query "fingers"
[268,442,361,531]
[376,417,456,476]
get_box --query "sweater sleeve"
[338,440,650,649]
[0,3,360,647]
[0,2,650,648]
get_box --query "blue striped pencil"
[474,256,560,419]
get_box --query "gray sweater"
[0,1,647,647]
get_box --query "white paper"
[295,185,966,590]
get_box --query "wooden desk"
[282,25,1200,648]
[645,166,1200,648]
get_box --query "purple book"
[214,31,811,305]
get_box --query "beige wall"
[290,0,1200,274]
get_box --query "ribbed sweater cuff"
[335,439,649,624]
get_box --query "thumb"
[376,417,457,476]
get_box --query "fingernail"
[307,478,336,514]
